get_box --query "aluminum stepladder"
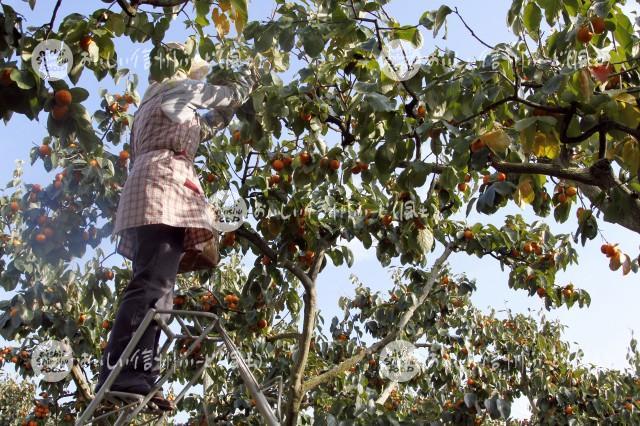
[75,308,282,426]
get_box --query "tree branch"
[118,0,189,16]
[458,95,570,124]
[47,0,63,34]
[284,240,333,424]
[235,226,314,291]
[375,380,398,405]
[326,115,355,147]
[491,159,616,188]
[70,363,93,402]
[283,274,317,425]
[235,226,329,424]
[575,180,640,234]
[132,0,190,7]
[452,7,495,50]
[116,0,137,17]
[398,158,626,196]
[302,245,453,393]
[561,118,640,145]
[598,128,607,160]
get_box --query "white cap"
[165,41,210,80]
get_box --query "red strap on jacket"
[184,178,201,194]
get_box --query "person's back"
[94,46,263,412]
[114,62,258,261]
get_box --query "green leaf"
[613,13,633,54]
[11,69,35,90]
[398,161,429,189]
[592,0,611,19]
[95,35,115,61]
[391,26,421,45]
[538,0,562,26]
[507,0,524,26]
[199,37,216,61]
[477,186,498,214]
[341,246,354,268]
[255,24,277,52]
[195,0,210,18]
[327,248,344,266]
[541,74,566,95]
[375,142,395,175]
[553,201,570,223]
[107,13,126,36]
[562,0,580,15]
[523,2,542,40]
[278,26,295,52]
[464,392,477,408]
[364,92,395,112]
[69,87,89,103]
[418,11,434,29]
[492,181,517,196]
[300,26,325,58]
[433,5,452,37]
[485,396,500,420]
[513,117,538,131]
[285,290,301,314]
[152,16,171,44]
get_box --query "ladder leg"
[215,321,281,426]
[76,309,158,426]
[115,312,218,424]
[78,309,282,426]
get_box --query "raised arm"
[159,65,258,123]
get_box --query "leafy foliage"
[0,0,639,424]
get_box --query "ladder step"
[76,308,282,425]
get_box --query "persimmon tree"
[0,372,35,423]
[0,0,639,424]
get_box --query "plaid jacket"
[113,70,257,261]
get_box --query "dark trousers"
[96,224,185,393]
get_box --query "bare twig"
[453,7,495,50]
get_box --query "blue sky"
[1,0,639,412]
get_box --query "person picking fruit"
[94,41,267,411]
